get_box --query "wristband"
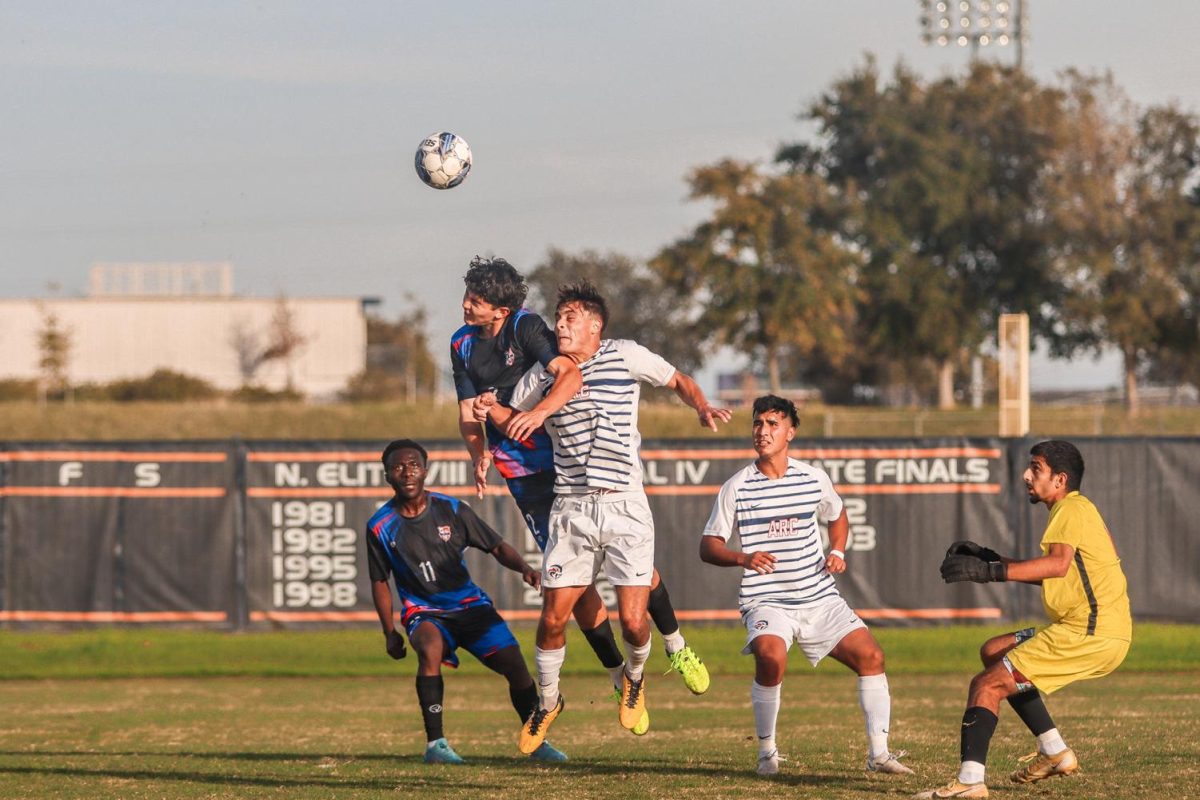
[829,549,845,560]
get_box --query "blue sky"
[2,1,1197,391]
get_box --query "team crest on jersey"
[437,525,452,542]
[766,517,799,538]
[504,346,515,366]
[753,619,769,630]
[546,564,563,579]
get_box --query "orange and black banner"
[2,438,1197,627]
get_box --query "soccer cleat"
[912,779,988,798]
[867,749,914,775]
[1010,748,1079,784]
[666,645,711,695]
[529,741,569,762]
[519,696,564,755]
[610,688,650,735]
[423,738,465,765]
[619,671,647,730]
[757,749,788,776]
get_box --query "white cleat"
[868,749,915,775]
[757,749,787,776]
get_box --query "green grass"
[0,626,1196,799]
[1,400,1197,440]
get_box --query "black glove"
[946,540,1002,563]
[385,629,408,660]
[941,554,1007,583]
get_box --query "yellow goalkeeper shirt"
[1039,491,1132,642]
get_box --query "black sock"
[510,680,539,724]
[581,618,625,669]
[415,675,445,742]
[647,580,679,637]
[1008,689,1055,736]
[960,706,999,767]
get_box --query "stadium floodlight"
[918,0,1028,67]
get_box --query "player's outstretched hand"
[743,550,777,575]
[946,540,1002,563]
[471,391,497,423]
[385,629,408,660]
[940,553,1007,583]
[473,454,491,499]
[697,404,733,432]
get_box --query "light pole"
[919,0,1028,68]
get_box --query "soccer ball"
[414,132,472,189]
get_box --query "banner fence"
[1,437,1196,628]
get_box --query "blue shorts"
[506,470,556,551]
[405,605,518,669]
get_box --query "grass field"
[1,625,1197,799]
[2,400,1198,440]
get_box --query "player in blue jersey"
[700,396,912,778]
[452,258,710,713]
[366,438,566,764]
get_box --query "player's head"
[751,395,798,459]
[382,439,428,499]
[462,256,527,326]
[554,281,608,357]
[1024,440,1084,505]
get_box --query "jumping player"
[917,440,1131,798]
[699,395,912,777]
[451,257,710,710]
[366,438,566,764]
[482,281,731,752]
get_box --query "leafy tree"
[527,248,704,374]
[650,160,861,392]
[782,59,1071,407]
[36,304,72,403]
[1046,73,1200,414]
[342,299,438,402]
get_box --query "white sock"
[751,681,781,757]
[958,760,986,785]
[662,629,686,655]
[1037,728,1068,756]
[858,673,892,760]
[624,635,652,681]
[607,662,626,691]
[535,646,567,710]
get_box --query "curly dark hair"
[752,395,799,427]
[556,280,609,331]
[463,256,527,310]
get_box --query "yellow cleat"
[518,696,564,755]
[912,779,989,798]
[666,645,710,695]
[618,671,646,730]
[632,709,650,736]
[1010,748,1079,784]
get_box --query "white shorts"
[741,596,867,666]
[542,490,654,587]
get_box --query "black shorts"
[406,604,518,668]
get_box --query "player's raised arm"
[457,399,491,497]
[700,535,777,574]
[505,355,581,443]
[665,371,732,432]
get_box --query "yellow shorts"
[1004,623,1129,695]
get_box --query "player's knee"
[617,608,647,637]
[979,635,1009,666]
[859,645,885,674]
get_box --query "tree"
[228,295,310,393]
[650,160,862,392]
[342,298,438,402]
[36,304,71,403]
[527,248,704,374]
[1046,73,1200,414]
[782,59,1071,407]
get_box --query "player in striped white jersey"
[483,281,731,754]
[700,395,912,778]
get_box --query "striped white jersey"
[703,458,845,612]
[509,339,676,493]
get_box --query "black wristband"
[988,561,1008,582]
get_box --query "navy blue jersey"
[366,492,503,622]
[450,308,556,479]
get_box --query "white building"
[0,264,367,399]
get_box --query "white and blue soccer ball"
[414,132,472,189]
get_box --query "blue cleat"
[529,741,569,762]
[423,737,465,764]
